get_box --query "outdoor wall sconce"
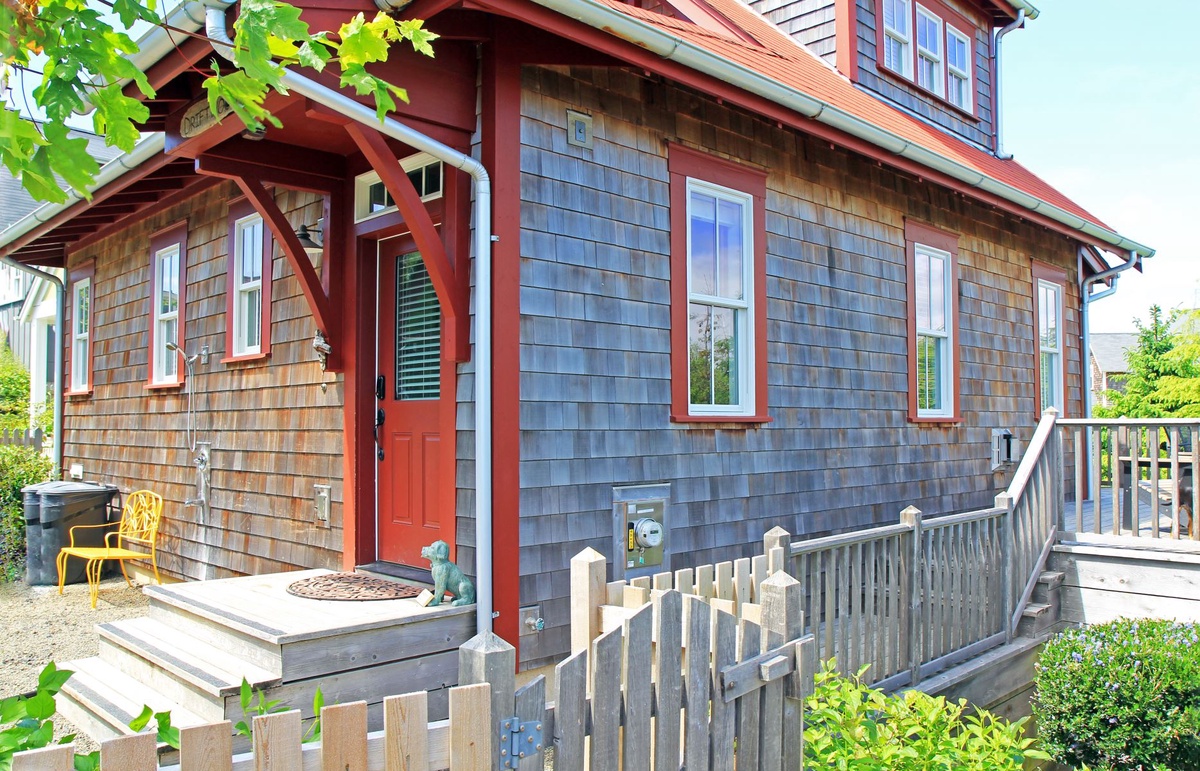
[295,224,323,254]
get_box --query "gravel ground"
[0,576,150,752]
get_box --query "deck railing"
[1058,418,1200,540]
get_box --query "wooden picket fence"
[0,427,42,448]
[16,565,815,771]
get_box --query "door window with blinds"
[395,252,441,400]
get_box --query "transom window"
[233,214,264,356]
[152,244,181,384]
[879,0,975,114]
[354,154,445,222]
[686,180,753,415]
[71,277,90,392]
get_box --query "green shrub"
[804,660,1047,770]
[1034,618,1200,770]
[0,662,98,770]
[0,341,30,432]
[0,444,53,582]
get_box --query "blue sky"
[1003,0,1200,333]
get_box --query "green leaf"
[296,40,332,72]
[24,691,56,721]
[239,678,253,712]
[37,663,73,694]
[72,751,100,771]
[128,705,154,732]
[337,14,389,66]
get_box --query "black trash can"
[22,481,120,586]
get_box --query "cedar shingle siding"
[510,65,1079,668]
[63,182,344,581]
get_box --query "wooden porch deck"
[1062,483,1193,538]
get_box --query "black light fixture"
[295,224,323,254]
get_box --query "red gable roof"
[579,0,1130,247]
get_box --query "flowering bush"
[1034,618,1200,770]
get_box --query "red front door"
[376,242,455,566]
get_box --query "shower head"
[166,341,199,365]
[166,341,183,353]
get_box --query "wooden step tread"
[60,658,207,735]
[98,617,280,697]
[1021,602,1051,618]
[1037,570,1066,587]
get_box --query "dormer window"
[878,0,975,116]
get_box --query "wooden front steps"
[57,570,474,752]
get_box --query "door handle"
[376,375,385,401]
[373,408,386,461]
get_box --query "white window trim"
[353,152,445,223]
[915,244,954,419]
[1039,278,1064,412]
[946,25,973,111]
[883,0,913,78]
[233,213,264,357]
[685,177,756,418]
[151,244,181,384]
[71,278,90,392]
[915,5,944,97]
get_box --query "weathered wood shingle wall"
[514,65,1080,668]
[63,182,344,581]
[746,0,837,63]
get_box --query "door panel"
[377,248,453,566]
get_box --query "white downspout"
[204,6,496,634]
[993,10,1025,160]
[0,258,64,475]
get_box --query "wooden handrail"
[1007,409,1059,504]
[786,523,912,556]
[1059,418,1200,427]
[920,506,1006,531]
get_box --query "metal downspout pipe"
[204,6,496,634]
[993,10,1025,160]
[0,259,64,475]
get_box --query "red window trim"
[146,220,189,389]
[66,259,96,397]
[905,220,961,424]
[224,196,273,364]
[1031,260,1068,418]
[875,0,981,121]
[667,143,770,425]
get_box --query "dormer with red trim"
[745,0,1034,153]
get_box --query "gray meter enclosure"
[612,483,671,580]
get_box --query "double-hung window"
[70,274,91,393]
[878,0,975,114]
[905,221,960,422]
[882,0,912,78]
[1033,262,1066,415]
[148,222,187,387]
[668,145,768,423]
[225,198,273,361]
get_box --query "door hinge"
[498,717,543,769]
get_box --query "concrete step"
[97,617,280,721]
[57,657,207,746]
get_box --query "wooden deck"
[1062,483,1194,539]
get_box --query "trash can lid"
[22,481,118,495]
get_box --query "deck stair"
[1016,570,1065,638]
[56,569,474,754]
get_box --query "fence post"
[459,631,517,770]
[571,548,607,655]
[761,571,804,771]
[996,492,1014,644]
[899,506,923,687]
[763,527,791,576]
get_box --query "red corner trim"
[904,220,962,424]
[667,144,770,424]
[147,220,189,388]
[835,0,859,80]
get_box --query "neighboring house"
[0,0,1152,669]
[1089,332,1136,407]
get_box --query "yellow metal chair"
[56,490,164,608]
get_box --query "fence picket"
[652,590,683,771]
[590,626,623,771]
[253,710,303,771]
[320,701,367,771]
[12,745,73,771]
[99,732,157,771]
[515,677,547,771]
[710,608,737,771]
[683,596,712,771]
[554,650,587,771]
[735,617,762,771]
[449,683,491,771]
[383,692,428,771]
[180,721,234,771]
[734,558,752,610]
[622,605,653,771]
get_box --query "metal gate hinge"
[498,717,543,769]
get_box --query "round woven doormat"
[286,573,424,601]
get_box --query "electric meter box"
[612,484,671,580]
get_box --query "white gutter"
[0,133,166,255]
[524,0,1150,258]
[205,6,497,635]
[993,10,1025,160]
[1008,0,1039,21]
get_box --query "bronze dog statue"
[422,540,476,606]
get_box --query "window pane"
[1041,352,1057,408]
[712,306,738,405]
[885,36,909,73]
[885,0,908,35]
[407,168,424,194]
[717,198,744,301]
[688,303,713,406]
[915,252,931,329]
[948,33,967,70]
[690,192,717,296]
[918,55,938,91]
[368,182,392,213]
[949,73,967,107]
[423,162,443,197]
[242,288,261,350]
[240,220,262,283]
[917,334,942,412]
[160,318,177,378]
[1040,284,1060,350]
[76,285,89,335]
[929,254,945,332]
[159,250,178,315]
[917,13,939,54]
[396,252,442,401]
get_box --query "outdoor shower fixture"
[167,340,215,580]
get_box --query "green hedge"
[1034,618,1200,770]
[0,444,53,581]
